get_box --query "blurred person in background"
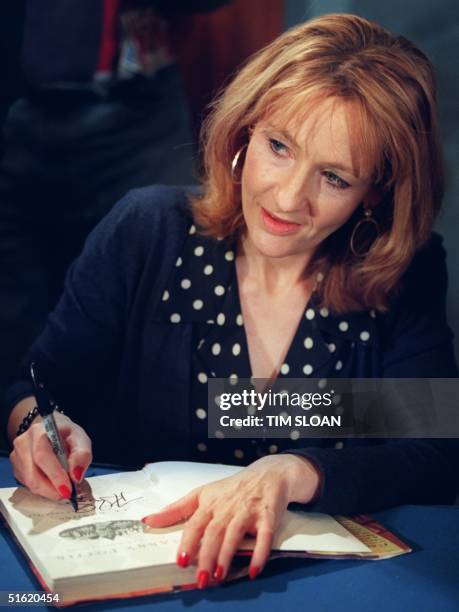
[0,0,229,410]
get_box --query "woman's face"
[240,97,378,263]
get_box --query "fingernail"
[58,485,71,499]
[73,466,84,482]
[214,564,224,582]
[177,551,190,568]
[141,516,150,524]
[197,569,210,589]
[249,565,261,580]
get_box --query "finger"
[31,431,73,498]
[248,519,276,580]
[142,488,200,528]
[214,516,252,582]
[174,507,213,570]
[65,428,92,483]
[25,463,64,501]
[12,434,62,500]
[195,518,227,587]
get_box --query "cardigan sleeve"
[1,186,189,442]
[281,234,459,515]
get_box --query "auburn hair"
[189,14,444,313]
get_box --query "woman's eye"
[268,138,288,156]
[323,170,350,190]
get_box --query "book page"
[142,462,370,554]
[0,469,188,583]
[0,460,370,587]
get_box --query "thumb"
[142,488,200,527]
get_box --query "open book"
[0,461,411,606]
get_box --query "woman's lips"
[260,207,302,235]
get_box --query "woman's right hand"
[10,411,92,501]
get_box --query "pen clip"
[30,362,55,417]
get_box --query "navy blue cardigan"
[3,186,459,515]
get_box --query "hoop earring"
[350,207,380,258]
[230,145,247,183]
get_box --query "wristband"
[16,405,64,438]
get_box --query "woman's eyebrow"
[263,125,368,181]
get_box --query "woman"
[3,14,458,589]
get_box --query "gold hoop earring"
[350,207,380,257]
[230,145,247,183]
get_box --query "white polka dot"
[290,430,300,440]
[316,272,325,283]
[280,411,289,419]
[197,443,207,452]
[269,444,278,454]
[216,313,225,325]
[335,360,343,371]
[304,337,314,349]
[232,343,241,356]
[225,250,235,261]
[280,363,290,375]
[215,430,225,439]
[204,264,213,275]
[339,321,349,332]
[193,299,204,310]
[212,343,221,355]
[247,405,257,416]
[214,285,225,296]
[196,408,207,420]
[360,330,370,342]
[229,373,238,385]
[334,441,344,449]
[175,257,182,267]
[370,309,377,318]
[236,313,243,326]
[197,339,205,349]
[318,378,327,389]
[234,448,244,459]
[194,246,204,256]
[189,224,196,235]
[198,372,208,383]
[180,278,191,289]
[162,290,169,301]
[305,308,315,320]
[303,364,313,375]
[170,313,181,323]
[332,394,342,405]
[328,343,336,353]
[320,307,329,317]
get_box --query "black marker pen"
[30,362,78,512]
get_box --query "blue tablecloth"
[0,455,458,611]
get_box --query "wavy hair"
[189,14,444,313]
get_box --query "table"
[0,455,458,611]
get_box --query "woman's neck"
[236,234,314,297]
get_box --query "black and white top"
[159,222,379,464]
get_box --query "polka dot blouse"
[159,222,378,465]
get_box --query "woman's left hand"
[141,454,320,589]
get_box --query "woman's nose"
[275,167,312,213]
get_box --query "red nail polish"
[214,564,224,582]
[197,570,210,589]
[249,565,260,580]
[140,516,149,524]
[73,466,84,482]
[177,552,190,568]
[58,485,71,499]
